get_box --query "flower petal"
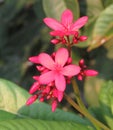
[62,65,80,76]
[43,18,64,30]
[29,56,40,64]
[50,30,64,36]
[84,70,98,76]
[39,71,55,84]
[55,74,66,91]
[71,16,88,31]
[38,53,55,70]
[55,48,69,66]
[61,9,73,28]
[57,90,64,102]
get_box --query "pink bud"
[26,95,38,106]
[77,74,83,80]
[33,76,39,80]
[67,57,72,64]
[66,76,72,84]
[40,97,44,102]
[43,86,50,93]
[29,56,39,64]
[66,78,71,84]
[84,70,98,76]
[57,91,63,102]
[61,38,66,44]
[79,36,88,41]
[29,82,40,94]
[79,59,85,67]
[51,39,60,44]
[73,38,78,44]
[52,100,58,112]
[51,52,56,58]
[74,31,79,37]
[52,89,58,97]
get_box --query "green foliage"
[88,4,113,51]
[89,81,113,130]
[0,119,94,130]
[0,110,21,121]
[43,0,79,20]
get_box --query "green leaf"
[0,78,29,113]
[99,81,113,129]
[101,0,113,8]
[33,0,46,20]
[85,81,113,129]
[73,0,103,48]
[79,0,103,24]
[0,119,94,130]
[42,0,79,20]
[0,110,21,121]
[84,37,113,107]
[99,81,113,116]
[75,20,96,48]
[88,4,113,51]
[18,103,90,125]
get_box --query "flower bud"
[74,31,79,37]
[52,100,58,112]
[67,57,72,64]
[77,74,83,80]
[79,36,88,41]
[29,82,40,94]
[51,39,60,44]
[73,38,78,44]
[26,95,38,105]
[79,59,85,67]
[57,90,63,102]
[84,70,98,76]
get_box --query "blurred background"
[0,0,113,110]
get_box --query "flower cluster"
[44,9,88,46]
[26,9,98,112]
[26,48,80,111]
[78,59,98,80]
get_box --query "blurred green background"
[0,0,52,90]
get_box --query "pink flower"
[29,48,80,91]
[78,59,98,80]
[43,9,88,36]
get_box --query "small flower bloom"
[78,59,98,80]
[29,48,80,91]
[43,9,88,37]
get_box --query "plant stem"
[65,78,110,130]
[64,93,100,130]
